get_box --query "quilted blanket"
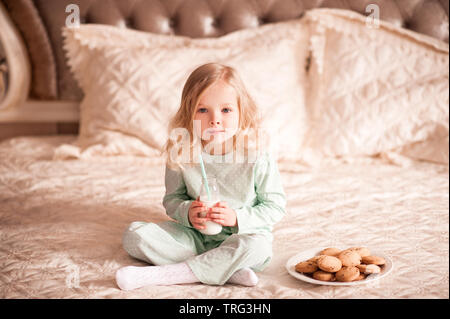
[0,136,448,298]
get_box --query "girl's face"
[193,80,240,152]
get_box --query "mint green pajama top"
[162,150,287,239]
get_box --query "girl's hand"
[208,201,237,227]
[188,197,208,230]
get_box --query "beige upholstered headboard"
[0,0,448,136]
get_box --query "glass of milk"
[198,176,222,235]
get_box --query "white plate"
[286,247,393,286]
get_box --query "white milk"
[199,198,223,235]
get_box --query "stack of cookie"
[294,247,386,282]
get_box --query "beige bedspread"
[0,135,448,298]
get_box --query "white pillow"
[53,20,310,161]
[303,9,449,164]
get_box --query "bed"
[0,0,449,299]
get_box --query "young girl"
[115,63,286,290]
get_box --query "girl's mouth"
[206,129,225,134]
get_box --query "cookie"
[317,255,342,272]
[362,255,386,266]
[319,248,341,257]
[295,261,318,273]
[338,250,361,267]
[335,266,360,282]
[348,247,371,258]
[313,271,335,282]
[356,264,381,274]
[307,255,325,263]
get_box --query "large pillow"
[303,9,449,164]
[53,20,310,162]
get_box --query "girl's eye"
[222,108,232,113]
[197,108,208,113]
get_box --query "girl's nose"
[210,120,220,126]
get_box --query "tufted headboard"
[1,0,449,104]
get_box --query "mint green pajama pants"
[122,220,273,285]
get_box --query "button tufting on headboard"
[1,0,448,102]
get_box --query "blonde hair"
[162,63,263,171]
